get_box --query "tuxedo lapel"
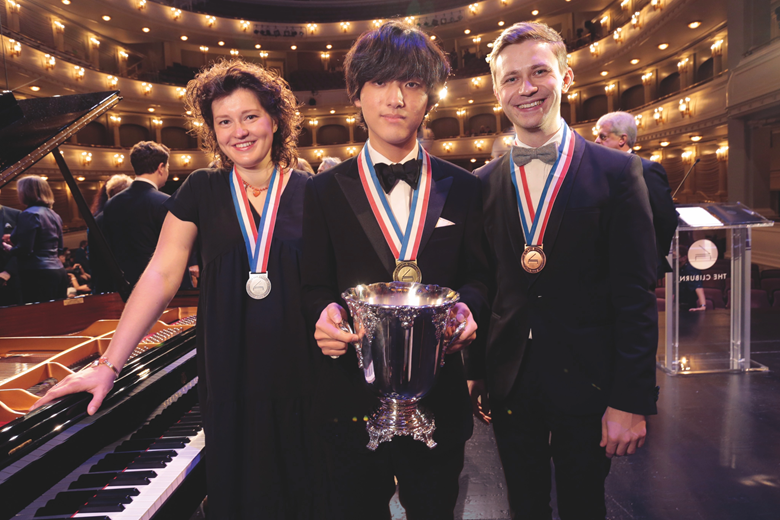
[334,160,396,275]
[496,153,528,270]
[527,131,586,288]
[417,158,453,255]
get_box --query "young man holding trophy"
[301,20,490,520]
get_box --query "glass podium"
[658,203,774,375]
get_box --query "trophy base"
[366,397,437,451]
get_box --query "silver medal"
[246,272,272,299]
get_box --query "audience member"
[0,188,21,306]
[71,240,90,274]
[101,141,171,290]
[595,111,678,279]
[296,157,315,174]
[91,174,133,216]
[8,176,69,303]
[90,174,133,294]
[316,156,341,173]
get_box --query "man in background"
[101,141,171,290]
[0,189,21,306]
[596,111,678,279]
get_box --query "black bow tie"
[374,159,421,193]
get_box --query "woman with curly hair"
[33,59,317,519]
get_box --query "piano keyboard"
[19,378,205,520]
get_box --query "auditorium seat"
[657,298,665,312]
[703,288,725,308]
[760,279,780,304]
[725,289,771,309]
[655,287,666,299]
[761,268,780,279]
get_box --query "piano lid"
[0,90,121,188]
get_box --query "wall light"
[314,149,324,160]
[176,87,186,99]
[677,57,690,73]
[634,114,643,128]
[44,54,56,69]
[309,119,319,126]
[493,104,503,112]
[660,140,670,147]
[475,140,485,151]
[471,77,483,89]
[137,0,146,10]
[620,0,630,10]
[346,146,357,156]
[633,145,642,151]
[373,20,383,28]
[502,136,513,146]
[9,40,21,57]
[113,154,125,167]
[631,12,642,29]
[679,97,691,117]
[8,0,20,13]
[613,28,623,42]
[109,115,121,124]
[171,7,181,20]
[405,16,415,24]
[74,66,85,80]
[650,153,662,162]
[200,46,209,53]
[716,146,728,162]
[653,107,664,124]
[711,39,724,56]
[651,0,663,10]
[340,22,350,33]
[142,82,153,95]
[81,152,92,166]
[231,49,240,56]
[152,118,163,126]
[181,155,192,166]
[119,50,128,60]
[307,23,317,34]
[346,116,356,125]
[589,42,599,57]
[107,75,119,88]
[605,83,616,94]
[468,3,478,15]
[690,135,702,142]
[641,71,654,84]
[681,150,695,163]
[456,108,467,118]
[54,21,65,33]
[207,16,216,27]
[240,20,250,32]
[443,142,453,152]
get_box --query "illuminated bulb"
[218,41,225,46]
[660,141,670,147]
[690,135,702,142]
[102,15,111,21]
[688,21,701,29]
[658,43,669,50]
[291,45,297,50]
[326,44,332,49]
[180,35,188,41]
[255,44,261,49]
[600,71,609,76]
[630,58,640,65]
[498,21,505,26]
[142,27,150,33]
[30,85,40,91]
[464,29,471,35]
[531,9,539,16]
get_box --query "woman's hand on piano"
[29,365,116,415]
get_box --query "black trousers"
[19,268,68,304]
[491,347,611,520]
[319,432,465,520]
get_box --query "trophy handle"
[337,321,364,369]
[440,320,467,367]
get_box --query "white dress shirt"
[133,177,159,190]
[365,139,419,231]
[512,123,565,213]
[512,123,565,340]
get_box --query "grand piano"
[0,92,205,519]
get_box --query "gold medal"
[393,260,422,283]
[521,245,546,273]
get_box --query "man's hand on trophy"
[444,302,477,353]
[314,302,360,357]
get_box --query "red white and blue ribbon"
[510,121,574,247]
[229,166,284,274]
[357,142,432,261]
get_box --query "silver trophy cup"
[341,282,466,450]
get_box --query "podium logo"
[687,239,718,270]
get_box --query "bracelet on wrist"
[87,356,120,379]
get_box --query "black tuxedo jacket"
[469,132,658,417]
[638,155,678,278]
[101,180,169,288]
[301,155,490,451]
[0,205,20,276]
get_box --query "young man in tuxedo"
[595,111,678,280]
[466,22,659,519]
[301,20,490,520]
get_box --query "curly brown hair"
[184,59,302,170]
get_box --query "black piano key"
[126,458,169,469]
[163,427,200,436]
[115,436,190,452]
[78,502,126,513]
[90,451,176,472]
[111,470,158,486]
[69,470,157,489]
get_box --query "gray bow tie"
[512,142,558,167]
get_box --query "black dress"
[165,168,316,519]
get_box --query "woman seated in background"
[5,176,68,304]
[33,59,318,520]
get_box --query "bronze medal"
[393,260,423,283]
[521,245,546,273]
